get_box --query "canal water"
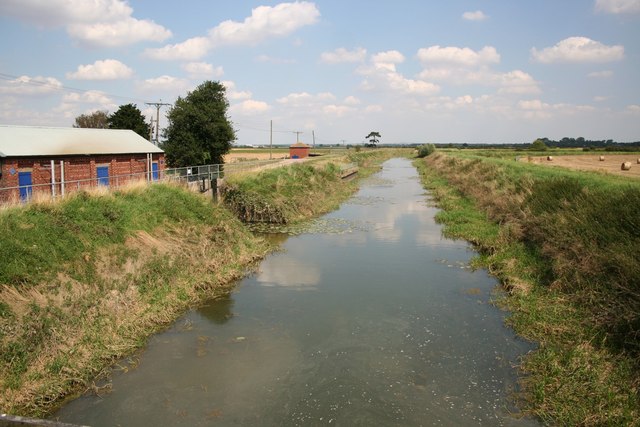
[53,158,539,426]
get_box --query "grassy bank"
[415,152,639,425]
[0,183,271,416]
[222,149,401,224]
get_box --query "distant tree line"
[432,138,640,150]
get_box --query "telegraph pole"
[312,130,316,147]
[145,101,171,145]
[293,131,303,143]
[269,120,273,160]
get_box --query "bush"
[416,144,436,158]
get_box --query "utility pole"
[269,120,273,160]
[293,131,303,143]
[145,101,171,145]
[148,117,155,142]
[312,130,316,148]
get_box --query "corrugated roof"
[0,125,163,157]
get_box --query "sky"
[1,0,639,146]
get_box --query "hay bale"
[637,158,640,164]
[547,156,553,161]
[599,156,605,161]
[621,162,632,171]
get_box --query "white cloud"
[627,104,640,113]
[417,67,540,94]
[323,105,355,117]
[145,37,212,61]
[66,59,133,80]
[0,75,63,96]
[498,70,541,94]
[146,2,319,61]
[182,62,224,79]
[358,51,439,96]
[0,0,171,47]
[365,104,383,113]
[231,99,271,115]
[320,47,367,64]
[594,96,610,101]
[417,45,500,66]
[371,50,405,64]
[517,99,597,119]
[222,81,253,101]
[531,37,624,63]
[136,75,191,96]
[54,90,117,119]
[343,96,361,105]
[588,70,614,78]
[462,10,488,21]
[277,92,336,106]
[595,0,640,14]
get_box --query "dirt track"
[524,154,640,178]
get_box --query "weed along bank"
[0,125,164,203]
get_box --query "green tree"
[73,110,109,128]
[530,138,548,151]
[365,131,381,146]
[108,103,151,139]
[162,81,235,167]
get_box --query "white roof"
[0,125,163,157]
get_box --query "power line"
[0,72,149,104]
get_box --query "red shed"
[289,142,310,159]
[0,125,164,203]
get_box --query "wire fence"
[0,159,284,205]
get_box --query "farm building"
[0,125,164,202]
[289,141,311,159]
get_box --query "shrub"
[416,144,436,158]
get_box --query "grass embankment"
[415,153,640,425]
[222,149,399,224]
[0,183,271,416]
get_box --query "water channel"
[54,158,540,426]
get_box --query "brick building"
[289,141,311,159]
[0,125,164,202]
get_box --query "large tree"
[108,103,151,139]
[73,110,109,128]
[365,131,381,147]
[162,81,235,167]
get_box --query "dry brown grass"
[525,154,640,178]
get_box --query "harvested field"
[523,154,640,178]
[224,150,288,163]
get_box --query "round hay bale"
[546,156,553,161]
[637,158,640,164]
[621,162,632,171]
[599,155,605,161]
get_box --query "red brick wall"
[1,153,166,203]
[289,147,310,158]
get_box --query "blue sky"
[1,0,639,145]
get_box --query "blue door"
[96,166,109,186]
[152,162,159,181]
[18,171,32,200]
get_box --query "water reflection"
[53,158,539,426]
[198,295,234,325]
[256,254,321,290]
